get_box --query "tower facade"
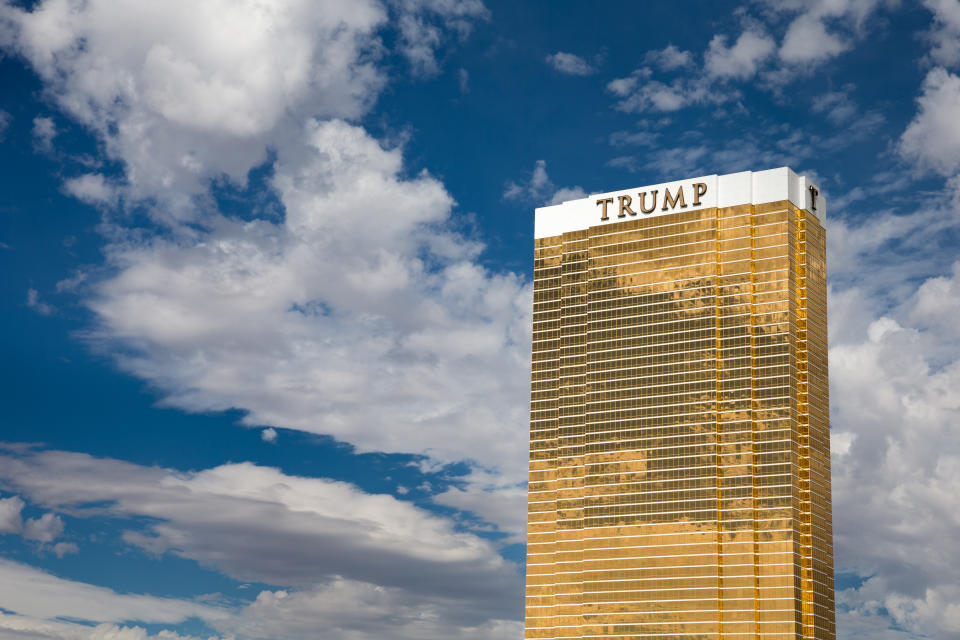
[526,168,833,639]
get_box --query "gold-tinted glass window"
[526,203,834,640]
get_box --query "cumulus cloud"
[611,27,793,112]
[762,0,896,70]
[705,30,776,79]
[0,493,72,548]
[260,427,278,443]
[0,495,24,533]
[827,203,960,342]
[900,67,960,176]
[603,0,897,117]
[503,159,586,205]
[0,0,388,218]
[0,447,522,609]
[2,0,524,559]
[544,51,594,76]
[779,13,849,64]
[82,120,530,493]
[432,468,526,542]
[828,277,960,639]
[0,0,485,220]
[22,512,64,543]
[644,44,693,71]
[822,149,960,638]
[924,0,960,67]
[62,174,117,206]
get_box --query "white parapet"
[534,167,824,239]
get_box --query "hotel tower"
[526,168,833,640]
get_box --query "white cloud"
[606,123,824,180]
[609,129,660,147]
[924,0,960,67]
[23,512,64,543]
[0,109,10,140]
[0,561,522,640]
[25,288,56,316]
[779,13,849,64]
[606,67,650,98]
[0,558,225,625]
[827,203,959,333]
[544,51,594,76]
[0,447,524,636]
[547,185,588,205]
[644,44,693,71]
[0,612,214,640]
[601,0,895,116]
[83,120,531,495]
[432,469,526,542]
[900,67,960,176]
[31,116,56,153]
[823,171,960,640]
[0,447,522,607]
[0,574,523,640]
[0,493,73,548]
[705,30,776,79]
[392,0,488,77]
[219,578,523,640]
[260,427,278,443]
[755,0,896,71]
[0,495,24,533]
[0,0,385,218]
[62,174,117,206]
[503,159,586,205]
[606,70,737,113]
[3,0,525,550]
[812,85,859,124]
[829,294,960,639]
[52,541,79,557]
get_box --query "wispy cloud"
[25,289,55,316]
[503,159,586,205]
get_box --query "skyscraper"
[526,168,833,639]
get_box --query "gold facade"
[526,202,834,639]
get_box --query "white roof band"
[534,167,825,239]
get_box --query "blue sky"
[1,1,960,638]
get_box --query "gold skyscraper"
[526,168,833,639]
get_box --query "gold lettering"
[693,182,707,206]
[618,195,636,218]
[596,197,614,221]
[662,186,686,210]
[638,190,657,214]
